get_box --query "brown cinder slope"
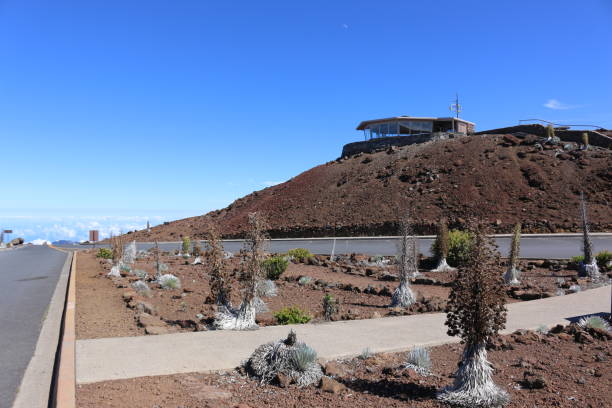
[130,133,611,240]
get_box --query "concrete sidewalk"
[76,285,610,384]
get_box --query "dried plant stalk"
[206,222,231,307]
[503,223,521,285]
[439,222,509,408]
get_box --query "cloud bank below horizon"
[0,215,179,243]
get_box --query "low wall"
[341,133,452,157]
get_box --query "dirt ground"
[120,134,612,240]
[76,324,612,408]
[76,252,144,339]
[76,250,604,339]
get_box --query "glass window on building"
[399,120,433,135]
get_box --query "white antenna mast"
[449,93,462,118]
[449,93,462,132]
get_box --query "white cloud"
[544,99,580,110]
[0,215,169,243]
[342,23,349,29]
[30,239,50,245]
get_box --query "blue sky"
[1,1,611,242]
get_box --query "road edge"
[12,248,73,408]
[54,251,76,408]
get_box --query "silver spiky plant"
[579,192,600,280]
[578,315,611,331]
[438,344,509,408]
[256,279,278,297]
[245,330,323,387]
[107,264,121,277]
[158,274,181,290]
[214,300,259,330]
[404,347,432,376]
[390,213,417,308]
[131,280,151,297]
[503,223,521,285]
[132,269,148,280]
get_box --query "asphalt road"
[71,234,612,259]
[0,246,68,408]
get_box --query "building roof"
[356,116,475,130]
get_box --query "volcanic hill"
[130,133,611,240]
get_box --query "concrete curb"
[12,249,72,408]
[54,251,76,408]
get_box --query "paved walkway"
[76,285,610,384]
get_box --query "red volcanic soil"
[77,325,612,408]
[76,250,602,339]
[125,133,611,240]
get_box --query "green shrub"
[596,250,612,267]
[182,236,191,254]
[571,252,610,267]
[274,306,312,325]
[430,229,473,267]
[286,248,313,263]
[262,256,289,280]
[571,255,585,263]
[96,248,113,259]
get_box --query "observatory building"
[356,116,475,140]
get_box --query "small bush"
[158,274,181,290]
[96,248,113,259]
[262,256,289,280]
[286,248,313,263]
[291,342,318,372]
[596,250,612,267]
[571,255,585,263]
[431,230,473,267]
[120,263,132,274]
[274,306,312,325]
[535,324,548,334]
